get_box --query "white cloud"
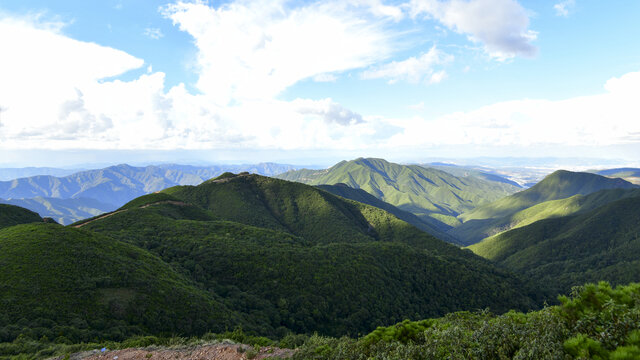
[347,0,405,21]
[143,27,164,39]
[385,70,640,148]
[5,1,637,157]
[554,0,575,17]
[0,15,144,145]
[313,73,338,82]
[408,0,537,60]
[162,0,394,104]
[0,7,380,151]
[362,46,453,83]
[293,98,364,125]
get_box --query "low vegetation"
[2,282,637,359]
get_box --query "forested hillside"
[469,195,640,293]
[277,158,521,233]
[78,173,541,338]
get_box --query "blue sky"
[1,0,639,167]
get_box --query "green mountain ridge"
[0,203,44,230]
[276,158,521,234]
[0,223,245,343]
[468,195,640,294]
[451,170,639,245]
[316,183,462,245]
[73,173,541,337]
[0,163,301,225]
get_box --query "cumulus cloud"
[0,7,377,151]
[0,15,144,147]
[293,98,364,125]
[408,0,537,60]
[554,0,575,17]
[162,0,394,104]
[362,46,453,83]
[385,70,640,148]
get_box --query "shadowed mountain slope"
[468,195,640,294]
[316,183,462,245]
[0,203,44,229]
[451,171,638,245]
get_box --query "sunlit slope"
[276,158,521,230]
[468,196,640,293]
[81,173,541,336]
[451,171,638,245]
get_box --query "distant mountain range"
[596,167,640,185]
[0,162,301,224]
[0,167,84,181]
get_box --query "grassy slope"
[452,171,638,245]
[0,203,43,229]
[455,188,640,246]
[82,174,541,337]
[0,223,243,342]
[468,196,640,293]
[276,158,521,230]
[460,170,636,222]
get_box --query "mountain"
[78,173,541,337]
[316,183,461,244]
[0,162,300,224]
[0,197,116,225]
[451,170,639,245]
[0,222,247,343]
[420,163,522,188]
[596,167,640,185]
[276,158,521,232]
[467,195,640,294]
[0,203,44,229]
[0,167,83,181]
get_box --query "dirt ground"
[61,343,294,360]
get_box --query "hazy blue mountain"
[419,163,522,188]
[595,167,640,185]
[0,197,116,225]
[0,167,84,181]
[0,162,301,222]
